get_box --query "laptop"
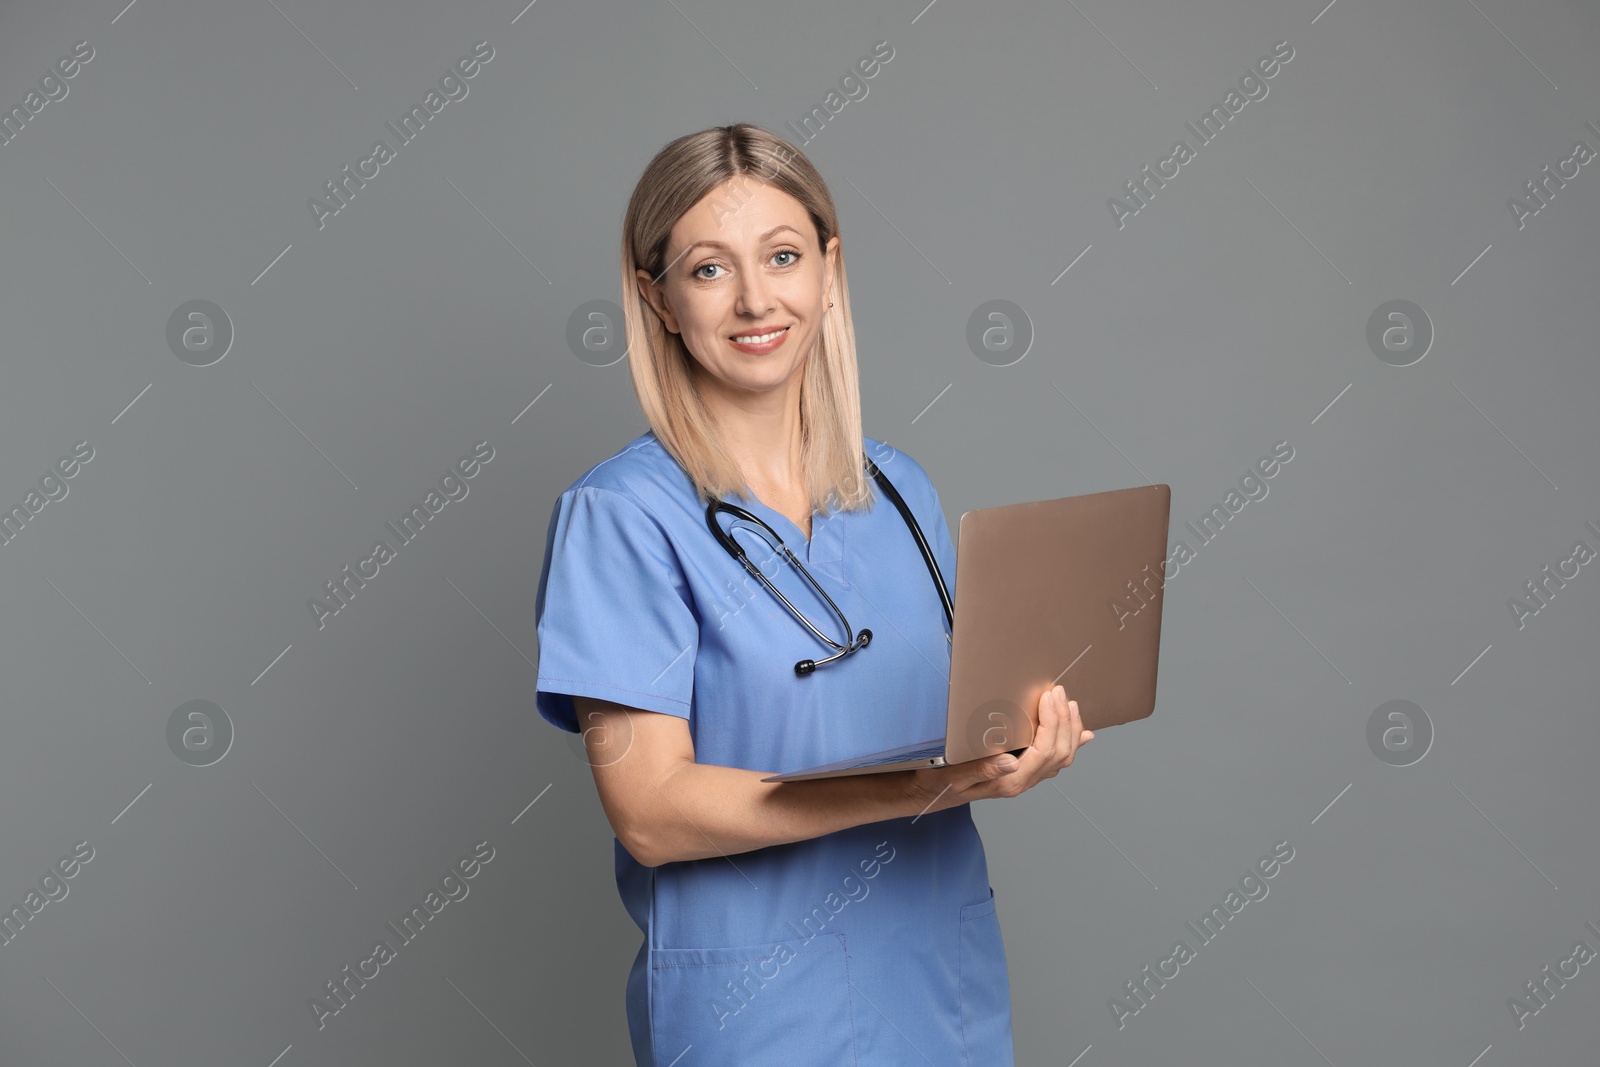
[762,482,1171,783]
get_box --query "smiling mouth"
[729,326,791,344]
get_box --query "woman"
[534,123,1092,1066]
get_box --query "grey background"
[1,0,1596,1064]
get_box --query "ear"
[635,267,680,335]
[823,235,840,303]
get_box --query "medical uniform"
[535,430,1014,1066]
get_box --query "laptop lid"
[939,483,1171,767]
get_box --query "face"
[636,179,839,410]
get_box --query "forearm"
[634,761,924,866]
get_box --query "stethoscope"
[704,454,954,675]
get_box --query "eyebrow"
[679,225,804,259]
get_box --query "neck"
[696,364,806,493]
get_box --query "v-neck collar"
[744,494,842,568]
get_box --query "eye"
[691,248,801,280]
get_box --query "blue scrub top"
[535,430,1014,1066]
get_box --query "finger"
[1024,686,1053,767]
[1035,685,1059,765]
[1051,686,1070,757]
[1043,685,1063,755]
[934,757,1012,808]
[1018,691,1065,784]
[1061,697,1081,762]
[977,752,1020,785]
[992,689,1061,794]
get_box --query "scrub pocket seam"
[959,886,1008,1067]
[648,930,859,1065]
[841,931,860,1064]
[960,888,998,923]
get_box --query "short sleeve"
[534,486,699,732]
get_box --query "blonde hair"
[619,123,875,514]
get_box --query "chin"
[723,361,803,392]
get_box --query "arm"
[575,684,1090,868]
[573,696,929,867]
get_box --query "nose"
[734,267,774,317]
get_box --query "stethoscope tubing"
[863,456,955,630]
[704,454,953,674]
[707,498,866,656]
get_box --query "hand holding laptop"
[899,684,1093,814]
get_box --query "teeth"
[732,327,787,344]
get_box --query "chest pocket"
[651,932,859,1064]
